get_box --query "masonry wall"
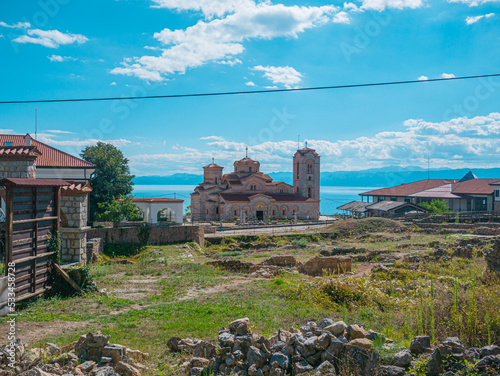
[0,160,36,179]
[61,194,88,228]
[60,194,89,264]
[87,225,205,246]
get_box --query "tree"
[418,199,450,213]
[97,197,143,225]
[81,142,135,221]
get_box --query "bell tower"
[293,146,320,199]
[203,158,223,184]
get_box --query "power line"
[1,73,499,105]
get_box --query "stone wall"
[60,227,89,264]
[61,194,88,228]
[87,225,205,246]
[87,237,103,263]
[298,256,352,276]
[60,194,89,264]
[0,160,36,179]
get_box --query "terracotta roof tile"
[61,180,93,193]
[360,179,456,196]
[0,145,40,157]
[0,134,95,168]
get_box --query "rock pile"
[169,318,383,376]
[168,318,500,376]
[0,332,148,376]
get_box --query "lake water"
[133,185,376,214]
[133,185,377,215]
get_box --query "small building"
[191,148,321,222]
[129,198,184,224]
[337,200,427,217]
[359,171,500,212]
[0,134,95,264]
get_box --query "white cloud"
[129,113,500,173]
[245,81,256,86]
[110,82,117,86]
[0,21,30,29]
[465,13,494,24]
[46,130,74,134]
[112,1,339,81]
[0,129,15,134]
[450,0,499,6]
[333,11,351,23]
[418,76,429,81]
[13,28,87,48]
[0,34,3,39]
[200,136,225,141]
[151,0,254,19]
[441,73,456,79]
[361,0,423,11]
[48,55,76,62]
[252,65,303,88]
[218,59,242,66]
[36,133,132,148]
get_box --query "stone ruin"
[0,332,148,376]
[168,317,500,376]
[209,255,351,278]
[298,257,351,277]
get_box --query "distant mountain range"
[133,167,500,188]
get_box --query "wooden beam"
[53,263,82,294]
[12,216,58,225]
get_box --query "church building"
[190,148,320,221]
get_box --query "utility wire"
[1,73,499,105]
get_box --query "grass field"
[1,218,498,375]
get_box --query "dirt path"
[179,277,258,301]
[0,320,89,345]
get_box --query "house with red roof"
[358,171,500,212]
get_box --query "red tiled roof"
[452,179,498,195]
[0,178,68,187]
[360,179,456,196]
[220,193,312,202]
[0,134,95,168]
[0,145,40,158]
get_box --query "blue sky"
[0,0,499,176]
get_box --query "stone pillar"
[60,184,92,265]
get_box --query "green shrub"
[292,239,308,248]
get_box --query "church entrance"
[256,210,264,220]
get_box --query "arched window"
[283,209,286,215]
[272,209,276,215]
[307,162,314,174]
[296,162,300,179]
[215,177,218,184]
[206,209,209,214]
[308,187,312,198]
[249,167,252,172]
[216,207,219,214]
